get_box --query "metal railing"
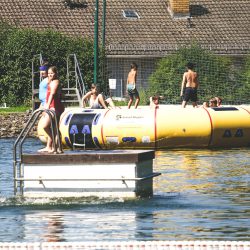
[31,54,86,110]
[13,109,62,195]
[31,54,43,111]
[66,54,87,97]
[14,173,161,183]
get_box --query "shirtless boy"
[180,62,199,108]
[127,62,140,109]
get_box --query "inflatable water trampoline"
[38,105,250,149]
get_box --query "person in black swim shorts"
[183,87,197,102]
[180,62,199,108]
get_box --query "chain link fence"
[105,47,250,105]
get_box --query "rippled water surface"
[0,138,249,242]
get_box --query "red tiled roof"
[0,0,249,56]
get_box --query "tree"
[148,44,234,104]
[0,22,102,106]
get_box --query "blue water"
[0,138,249,242]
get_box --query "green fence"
[106,45,250,105]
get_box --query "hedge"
[0,21,104,106]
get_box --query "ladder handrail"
[31,54,43,111]
[66,54,87,97]
[74,54,87,95]
[13,109,63,195]
[32,54,85,109]
[15,173,162,182]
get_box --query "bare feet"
[38,147,63,154]
[38,147,49,152]
[38,147,55,153]
[47,148,56,153]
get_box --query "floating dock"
[17,150,160,198]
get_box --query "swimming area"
[0,138,249,242]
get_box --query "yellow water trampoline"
[38,105,250,149]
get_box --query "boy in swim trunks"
[127,62,140,109]
[180,62,199,108]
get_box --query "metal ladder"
[13,109,62,195]
[62,54,87,107]
[31,54,43,111]
[31,54,87,110]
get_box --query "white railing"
[0,241,249,250]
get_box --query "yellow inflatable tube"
[38,105,250,149]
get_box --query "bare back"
[184,70,198,88]
[127,69,137,85]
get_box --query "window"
[123,10,140,19]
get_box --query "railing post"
[66,54,70,91]
[31,54,43,111]
[94,0,99,85]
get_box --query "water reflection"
[22,209,140,241]
[22,211,65,242]
[154,149,250,197]
[44,214,65,242]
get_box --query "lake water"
[0,138,249,242]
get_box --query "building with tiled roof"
[1,0,249,56]
[0,0,249,97]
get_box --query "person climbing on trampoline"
[215,96,223,107]
[149,95,164,108]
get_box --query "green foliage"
[0,21,101,106]
[244,55,250,86]
[148,44,241,104]
[138,88,149,105]
[238,56,250,104]
[1,22,249,106]
[113,100,127,106]
[0,106,30,113]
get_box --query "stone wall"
[0,111,37,138]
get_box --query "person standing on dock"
[127,62,140,109]
[38,60,49,108]
[180,62,199,108]
[38,66,64,153]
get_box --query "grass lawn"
[0,106,31,114]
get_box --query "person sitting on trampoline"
[82,84,115,109]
